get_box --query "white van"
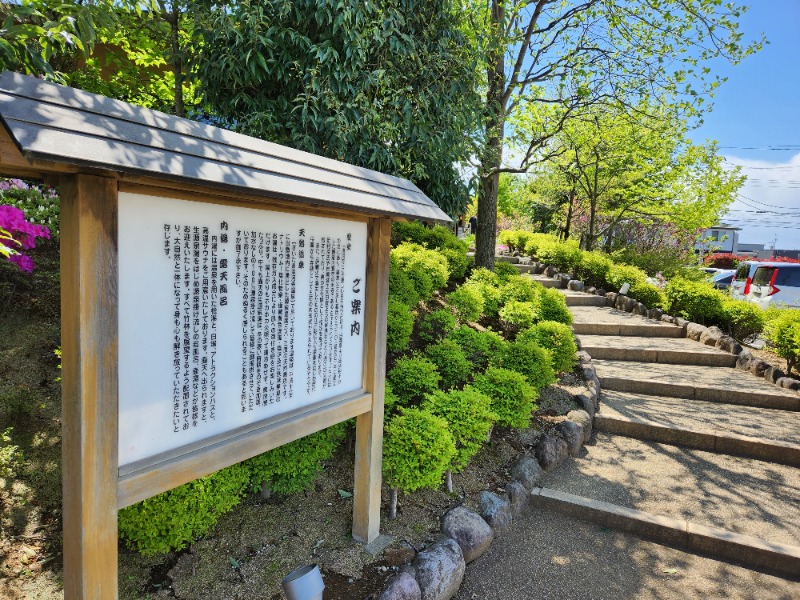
[747,263,800,308]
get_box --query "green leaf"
[337,489,352,498]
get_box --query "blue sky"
[690,1,800,250]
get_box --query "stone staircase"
[535,287,800,578]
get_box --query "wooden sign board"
[0,71,449,599]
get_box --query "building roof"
[0,71,450,224]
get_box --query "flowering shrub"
[703,253,749,269]
[0,178,56,272]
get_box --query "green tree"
[529,102,744,250]
[471,0,760,269]
[193,0,482,215]
[0,0,117,78]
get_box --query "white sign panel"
[117,192,367,468]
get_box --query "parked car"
[708,269,736,290]
[748,263,800,308]
[731,261,800,308]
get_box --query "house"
[695,224,740,254]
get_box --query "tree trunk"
[445,470,453,494]
[474,0,506,270]
[563,194,574,241]
[167,7,185,118]
[388,488,398,519]
[260,480,271,500]
[586,194,597,251]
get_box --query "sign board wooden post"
[0,71,450,599]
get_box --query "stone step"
[594,359,800,411]
[596,391,800,466]
[457,503,800,598]
[513,264,538,274]
[560,291,606,307]
[527,274,560,288]
[537,432,800,576]
[578,335,737,367]
[531,487,800,579]
[569,306,684,337]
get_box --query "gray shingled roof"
[0,71,451,224]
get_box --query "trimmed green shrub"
[391,222,469,280]
[422,388,496,472]
[448,325,507,370]
[606,263,648,291]
[523,233,557,258]
[498,230,521,253]
[391,242,450,299]
[518,321,577,373]
[387,298,414,352]
[664,277,724,323]
[383,408,456,493]
[536,239,582,273]
[574,251,613,287]
[446,285,484,323]
[467,266,501,287]
[118,463,251,555]
[389,254,420,306]
[387,356,441,405]
[539,287,573,325]
[721,298,765,342]
[493,339,556,390]
[425,339,472,390]
[384,380,400,417]
[629,282,667,310]
[472,367,537,428]
[499,300,541,334]
[493,260,520,281]
[245,424,346,495]
[764,309,800,375]
[419,308,458,344]
[441,246,471,281]
[499,276,542,305]
[391,221,430,247]
[467,281,501,317]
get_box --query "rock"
[614,295,636,312]
[716,335,743,355]
[749,359,769,377]
[567,279,585,292]
[479,491,512,531]
[496,255,519,264]
[582,366,597,381]
[586,286,597,295]
[567,409,593,443]
[544,265,559,277]
[506,481,529,515]
[535,434,569,472]
[632,302,648,316]
[776,377,800,392]
[413,538,465,600]
[558,273,572,289]
[511,455,545,490]
[675,317,689,330]
[575,392,595,418]
[518,256,531,265]
[648,308,663,320]
[660,314,676,324]
[533,262,546,274]
[378,572,422,600]
[764,365,786,384]
[595,288,607,297]
[517,428,543,448]
[586,380,600,409]
[736,350,753,371]
[699,326,724,347]
[556,420,584,457]
[385,544,417,567]
[576,351,592,363]
[440,507,494,564]
[605,292,618,307]
[686,322,707,341]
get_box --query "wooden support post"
[352,218,391,543]
[60,175,119,599]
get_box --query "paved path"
[458,286,800,595]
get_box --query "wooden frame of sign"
[0,72,450,599]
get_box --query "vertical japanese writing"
[235,228,297,409]
[306,234,348,394]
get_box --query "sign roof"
[0,71,451,224]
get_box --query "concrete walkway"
[458,288,800,595]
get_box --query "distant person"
[469,215,477,234]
